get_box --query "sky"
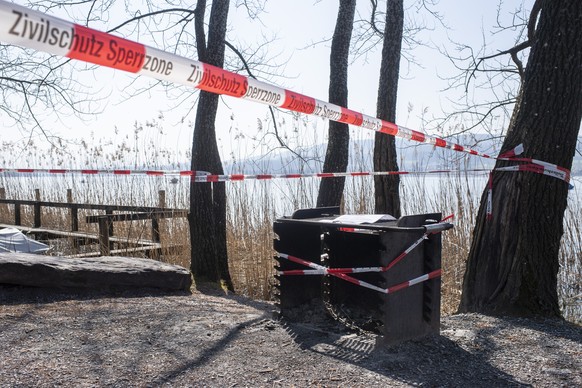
[0,0,532,168]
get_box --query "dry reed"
[0,125,580,323]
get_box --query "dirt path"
[0,286,580,387]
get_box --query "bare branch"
[224,40,307,163]
[107,8,197,33]
[369,0,383,35]
[470,39,531,83]
[235,0,266,20]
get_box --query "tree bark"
[373,0,403,217]
[317,0,356,208]
[189,0,233,290]
[459,0,582,317]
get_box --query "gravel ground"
[0,285,580,387]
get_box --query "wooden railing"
[0,189,188,257]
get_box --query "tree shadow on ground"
[4,284,577,386]
[282,318,532,387]
[194,280,278,312]
[497,315,582,344]
[147,315,269,386]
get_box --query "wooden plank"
[0,223,159,246]
[0,199,186,213]
[85,210,188,223]
[65,244,166,258]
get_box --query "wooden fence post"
[150,213,161,260]
[33,189,42,227]
[67,189,79,231]
[105,207,114,252]
[34,202,41,228]
[151,190,167,259]
[98,217,111,256]
[152,215,161,244]
[67,189,79,252]
[14,203,21,225]
[0,188,5,224]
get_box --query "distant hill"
[225,135,582,176]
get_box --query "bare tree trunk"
[373,0,403,217]
[189,0,233,290]
[317,0,356,208]
[459,0,582,317]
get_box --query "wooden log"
[0,252,192,290]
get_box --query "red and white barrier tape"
[0,161,571,187]
[277,252,441,295]
[0,166,492,180]
[498,144,571,183]
[0,168,211,177]
[495,144,571,183]
[483,144,573,220]
[0,0,491,159]
[337,268,442,295]
[277,235,422,275]
[495,163,571,183]
[278,218,452,276]
[189,169,490,182]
